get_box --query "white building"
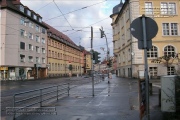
[0,0,48,80]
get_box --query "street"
[1,76,97,119]
[1,75,162,120]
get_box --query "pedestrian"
[109,72,112,79]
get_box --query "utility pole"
[91,26,94,96]
[99,27,110,83]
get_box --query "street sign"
[36,64,41,67]
[130,16,158,49]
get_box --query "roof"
[113,0,123,14]
[43,22,79,48]
[115,0,129,24]
[0,0,47,28]
[110,0,123,17]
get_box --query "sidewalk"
[15,75,162,120]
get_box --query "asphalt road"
[1,76,104,119]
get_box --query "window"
[163,23,169,35]
[29,44,33,51]
[167,66,175,75]
[55,63,57,71]
[28,56,33,62]
[33,14,37,20]
[162,23,178,36]
[171,23,178,35]
[20,5,24,12]
[161,2,176,15]
[36,25,39,32]
[20,17,25,25]
[20,29,25,37]
[49,63,51,71]
[42,58,45,64]
[36,57,40,63]
[42,48,45,54]
[164,45,175,57]
[36,46,40,53]
[29,22,34,28]
[145,2,153,14]
[42,28,46,34]
[128,49,131,61]
[20,54,25,62]
[52,51,54,58]
[36,35,40,42]
[20,42,25,50]
[52,63,54,71]
[42,38,45,44]
[147,46,158,58]
[27,10,31,16]
[48,50,51,57]
[29,33,33,39]
[149,67,157,78]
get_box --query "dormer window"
[39,18,42,23]
[20,5,24,12]
[33,14,37,20]
[27,10,31,16]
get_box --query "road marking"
[153,85,161,88]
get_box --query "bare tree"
[151,53,180,75]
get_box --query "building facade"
[45,23,83,77]
[0,0,48,80]
[82,50,92,74]
[111,0,180,78]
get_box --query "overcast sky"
[21,0,122,60]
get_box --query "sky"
[21,0,122,60]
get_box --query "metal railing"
[13,83,70,119]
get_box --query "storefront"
[0,67,8,80]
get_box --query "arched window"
[164,45,175,57]
[147,46,158,58]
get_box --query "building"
[44,23,83,77]
[0,0,48,80]
[110,0,180,78]
[82,49,92,74]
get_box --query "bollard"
[149,83,152,95]
[13,95,15,120]
[40,89,42,107]
[159,88,161,107]
[57,86,58,101]
[68,83,70,96]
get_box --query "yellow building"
[81,50,92,74]
[111,0,180,78]
[44,23,83,77]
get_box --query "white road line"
[153,85,161,88]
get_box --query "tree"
[151,53,180,75]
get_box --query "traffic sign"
[130,15,158,49]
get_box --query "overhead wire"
[35,1,53,12]
[44,0,107,21]
[53,0,74,30]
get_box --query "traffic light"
[93,51,101,64]
[107,59,112,67]
[99,28,105,38]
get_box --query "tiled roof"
[43,22,76,46]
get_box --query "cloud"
[21,0,119,59]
